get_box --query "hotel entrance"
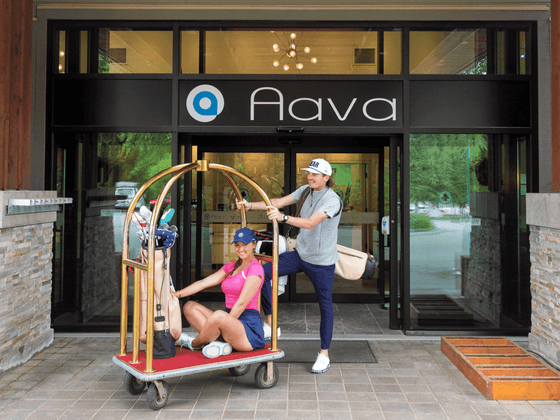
[179,134,402,311]
[44,18,537,334]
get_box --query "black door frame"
[180,133,403,328]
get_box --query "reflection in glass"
[80,31,89,73]
[57,31,66,74]
[410,29,487,74]
[205,29,402,75]
[409,134,490,329]
[52,133,172,327]
[497,31,506,74]
[519,31,527,75]
[181,30,200,74]
[98,29,173,73]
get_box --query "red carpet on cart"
[115,344,281,374]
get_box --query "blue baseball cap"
[231,227,256,244]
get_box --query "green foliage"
[335,180,362,208]
[98,133,172,200]
[98,53,110,74]
[410,214,434,231]
[409,134,488,208]
[462,56,488,75]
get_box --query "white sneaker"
[176,333,200,351]
[311,353,330,373]
[262,323,281,340]
[202,341,233,359]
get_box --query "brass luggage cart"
[112,160,283,410]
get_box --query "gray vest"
[291,185,342,265]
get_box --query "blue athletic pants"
[262,250,335,350]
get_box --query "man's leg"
[303,262,335,373]
[304,262,335,351]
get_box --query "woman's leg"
[188,309,254,352]
[183,300,213,332]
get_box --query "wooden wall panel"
[0,0,32,190]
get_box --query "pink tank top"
[221,258,264,311]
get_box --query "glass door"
[293,152,384,303]
[184,135,394,310]
[189,149,286,299]
[500,135,531,326]
[186,137,388,305]
[52,137,81,320]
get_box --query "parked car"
[115,181,145,209]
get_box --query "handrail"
[119,160,279,373]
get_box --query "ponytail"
[226,258,243,277]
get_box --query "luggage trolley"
[112,160,284,410]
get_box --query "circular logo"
[438,191,453,204]
[186,85,224,123]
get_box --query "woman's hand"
[171,289,182,298]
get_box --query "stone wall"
[527,193,560,368]
[0,190,60,372]
[81,215,119,322]
[463,192,502,326]
[464,219,502,325]
[0,223,54,371]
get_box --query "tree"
[98,132,172,200]
[410,134,488,209]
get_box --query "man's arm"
[267,208,328,229]
[236,194,296,211]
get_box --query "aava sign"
[180,80,402,127]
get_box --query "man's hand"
[266,206,283,222]
[235,198,249,210]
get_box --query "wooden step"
[442,337,560,400]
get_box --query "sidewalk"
[1,303,560,419]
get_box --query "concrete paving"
[1,303,559,419]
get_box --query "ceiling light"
[272,31,317,74]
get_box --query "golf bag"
[139,244,182,359]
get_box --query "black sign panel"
[410,80,531,128]
[179,80,402,127]
[53,79,172,127]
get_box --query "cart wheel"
[229,364,251,377]
[146,380,170,410]
[124,372,145,395]
[254,363,279,389]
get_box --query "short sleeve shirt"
[221,258,264,311]
[291,185,342,265]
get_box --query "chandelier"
[272,31,317,72]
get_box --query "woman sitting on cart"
[171,227,265,358]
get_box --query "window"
[98,29,173,74]
[193,29,402,75]
[410,29,487,74]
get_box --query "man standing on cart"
[236,158,342,373]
